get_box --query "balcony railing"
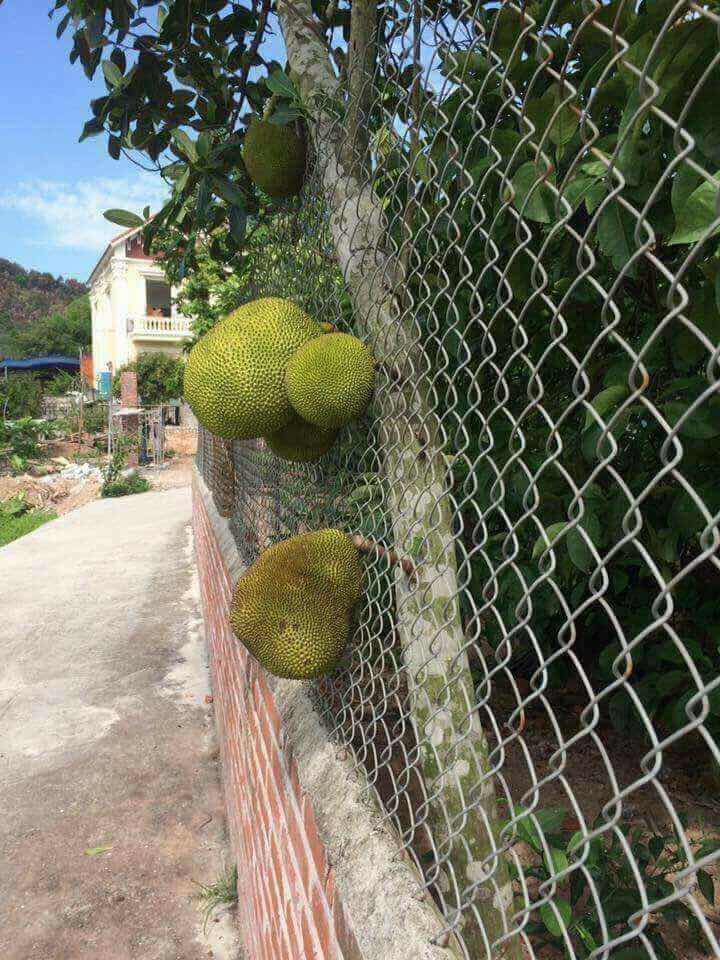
[127,315,192,339]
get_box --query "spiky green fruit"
[230,529,363,679]
[265,415,337,462]
[242,119,306,199]
[285,332,375,431]
[183,297,321,439]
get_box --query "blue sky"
[0,4,169,283]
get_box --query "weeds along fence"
[197,1,720,957]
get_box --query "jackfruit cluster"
[184,297,375,462]
[183,298,321,440]
[242,119,306,199]
[230,529,363,679]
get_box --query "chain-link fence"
[198,1,720,956]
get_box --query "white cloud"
[0,175,169,252]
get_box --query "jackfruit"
[285,332,375,431]
[242,118,306,199]
[184,297,321,439]
[230,529,363,679]
[265,415,337,462]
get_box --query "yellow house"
[88,225,190,392]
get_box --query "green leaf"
[672,164,704,217]
[102,60,123,87]
[649,836,665,860]
[108,135,121,160]
[211,177,247,207]
[79,117,104,142]
[584,385,629,430]
[172,129,198,163]
[266,104,303,126]
[540,898,572,938]
[507,162,556,223]
[669,176,720,245]
[664,400,720,439]
[544,847,569,876]
[229,206,247,244]
[597,203,637,274]
[84,844,112,856]
[532,521,566,560]
[265,70,297,99]
[103,209,144,228]
[567,518,599,573]
[697,869,715,905]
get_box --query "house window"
[145,279,172,318]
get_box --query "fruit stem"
[351,533,417,581]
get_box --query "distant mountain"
[0,258,87,356]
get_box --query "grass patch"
[193,865,238,932]
[0,509,56,547]
[101,473,151,498]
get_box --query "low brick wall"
[193,468,458,960]
[193,475,361,960]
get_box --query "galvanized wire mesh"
[199,1,720,956]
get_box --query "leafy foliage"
[112,351,184,405]
[56,0,720,743]
[0,258,86,356]
[0,418,53,471]
[0,374,43,419]
[502,804,719,958]
[52,0,325,280]
[44,369,78,397]
[101,434,150,497]
[4,295,92,359]
[365,0,720,741]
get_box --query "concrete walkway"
[0,486,241,960]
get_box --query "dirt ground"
[0,453,195,518]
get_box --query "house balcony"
[127,314,192,340]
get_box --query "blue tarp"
[0,355,80,373]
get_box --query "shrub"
[45,370,77,396]
[83,402,108,435]
[101,435,151,497]
[112,352,184,406]
[0,374,43,419]
[101,473,151,498]
[0,418,52,471]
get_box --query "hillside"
[0,258,87,356]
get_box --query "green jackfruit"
[265,415,337,463]
[242,119,306,199]
[230,529,363,679]
[285,332,375,431]
[184,297,321,439]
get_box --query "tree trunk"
[277,2,522,955]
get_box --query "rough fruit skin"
[230,530,363,679]
[183,298,321,439]
[242,119,306,199]
[285,332,375,431]
[265,415,337,462]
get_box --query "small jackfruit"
[230,529,363,679]
[265,415,337,462]
[285,332,375,431]
[184,298,321,439]
[242,118,306,199]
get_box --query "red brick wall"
[193,479,362,960]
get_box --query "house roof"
[0,355,81,373]
[87,222,145,287]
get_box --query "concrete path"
[0,486,241,960]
